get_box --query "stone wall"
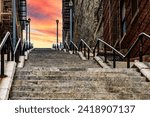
[73,0,103,47]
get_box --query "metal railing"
[64,41,70,52]
[14,38,22,62]
[0,32,30,78]
[70,41,78,54]
[63,32,149,68]
[93,33,150,68]
[78,39,93,60]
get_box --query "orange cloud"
[27,0,62,48]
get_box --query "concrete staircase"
[9,48,150,99]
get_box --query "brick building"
[0,0,27,40]
[103,0,150,56]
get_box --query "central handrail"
[94,32,150,68]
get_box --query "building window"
[132,0,138,17]
[121,0,126,37]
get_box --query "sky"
[27,0,62,48]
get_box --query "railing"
[78,39,93,60]
[70,41,78,54]
[64,41,70,52]
[0,32,14,77]
[0,32,31,78]
[14,38,21,62]
[63,33,149,68]
[93,33,150,68]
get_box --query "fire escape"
[62,0,70,43]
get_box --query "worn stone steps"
[15,68,141,75]
[9,48,150,100]
[12,78,147,87]
[9,92,150,100]
[11,83,150,93]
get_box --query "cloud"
[27,0,62,48]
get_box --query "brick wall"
[103,0,150,57]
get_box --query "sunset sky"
[27,0,62,48]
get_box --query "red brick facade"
[103,0,150,56]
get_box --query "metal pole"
[56,20,59,49]
[13,0,16,49]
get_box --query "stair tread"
[9,48,150,100]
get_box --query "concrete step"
[11,81,150,94]
[9,49,149,100]
[14,70,142,79]
[9,92,150,100]
[11,77,147,87]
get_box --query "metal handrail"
[94,32,150,68]
[0,32,14,77]
[71,41,78,50]
[70,41,78,54]
[64,41,70,51]
[79,39,93,59]
[0,32,29,78]
[80,39,93,52]
[14,38,21,55]
[0,32,11,50]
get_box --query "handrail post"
[11,49,14,61]
[113,50,116,68]
[97,41,99,55]
[73,44,75,54]
[81,41,83,52]
[88,48,90,60]
[104,44,107,63]
[139,37,143,62]
[1,48,5,77]
[127,53,130,68]
[7,47,10,61]
[93,49,95,57]
[84,44,86,57]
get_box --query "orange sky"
[27,0,62,48]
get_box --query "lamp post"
[56,19,59,49]
[69,0,73,45]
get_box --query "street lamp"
[56,19,59,49]
[69,0,73,44]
